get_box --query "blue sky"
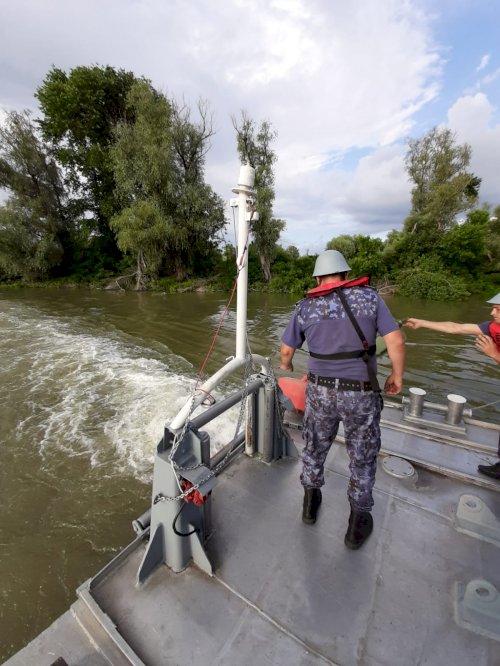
[1,0,499,254]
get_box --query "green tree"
[0,111,69,278]
[348,235,386,279]
[483,206,500,276]
[396,255,470,301]
[326,234,357,260]
[326,234,385,280]
[404,127,480,235]
[383,224,432,273]
[110,82,225,287]
[436,220,485,278]
[285,245,300,260]
[233,111,284,282]
[35,65,141,266]
[382,127,482,289]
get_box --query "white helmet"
[312,250,351,277]
[486,292,500,305]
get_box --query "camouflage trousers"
[301,382,383,512]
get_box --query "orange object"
[278,375,308,412]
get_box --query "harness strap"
[309,286,381,392]
[309,346,376,361]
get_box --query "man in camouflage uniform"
[280,250,405,549]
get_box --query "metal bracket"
[454,579,500,641]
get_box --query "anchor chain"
[157,353,257,504]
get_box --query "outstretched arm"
[280,343,296,372]
[404,318,481,335]
[383,329,405,394]
[475,334,500,363]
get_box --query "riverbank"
[0,273,497,300]
[0,275,313,295]
[0,275,230,293]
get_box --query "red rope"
[195,233,250,390]
[195,275,238,390]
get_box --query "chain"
[158,353,257,503]
[164,390,204,502]
[233,353,253,438]
[168,393,199,469]
[154,483,201,504]
[207,353,254,477]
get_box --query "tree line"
[0,64,499,300]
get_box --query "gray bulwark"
[4,426,500,666]
[2,610,110,666]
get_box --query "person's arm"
[280,343,296,372]
[383,329,405,394]
[475,334,500,363]
[404,318,481,335]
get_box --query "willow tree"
[0,110,68,278]
[36,65,141,265]
[110,82,225,288]
[404,127,480,235]
[233,111,284,282]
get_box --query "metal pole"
[233,165,255,360]
[169,165,262,433]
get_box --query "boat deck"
[7,425,500,666]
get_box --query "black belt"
[307,372,373,392]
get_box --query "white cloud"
[272,144,411,252]
[476,54,490,72]
[480,68,500,86]
[0,0,443,252]
[446,93,500,207]
[341,146,411,220]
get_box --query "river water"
[0,288,498,661]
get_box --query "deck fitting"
[455,494,500,546]
[454,579,500,641]
[381,455,415,479]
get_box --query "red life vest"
[489,321,500,351]
[306,275,370,298]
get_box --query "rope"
[195,223,252,388]
[471,398,500,411]
[195,276,238,388]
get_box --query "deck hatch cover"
[381,455,415,478]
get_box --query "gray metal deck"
[7,427,500,666]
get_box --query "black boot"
[302,487,322,524]
[344,508,373,550]
[477,461,500,480]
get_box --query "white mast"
[233,165,256,360]
[169,165,269,432]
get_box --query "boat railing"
[136,369,296,584]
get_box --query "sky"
[1,0,500,254]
